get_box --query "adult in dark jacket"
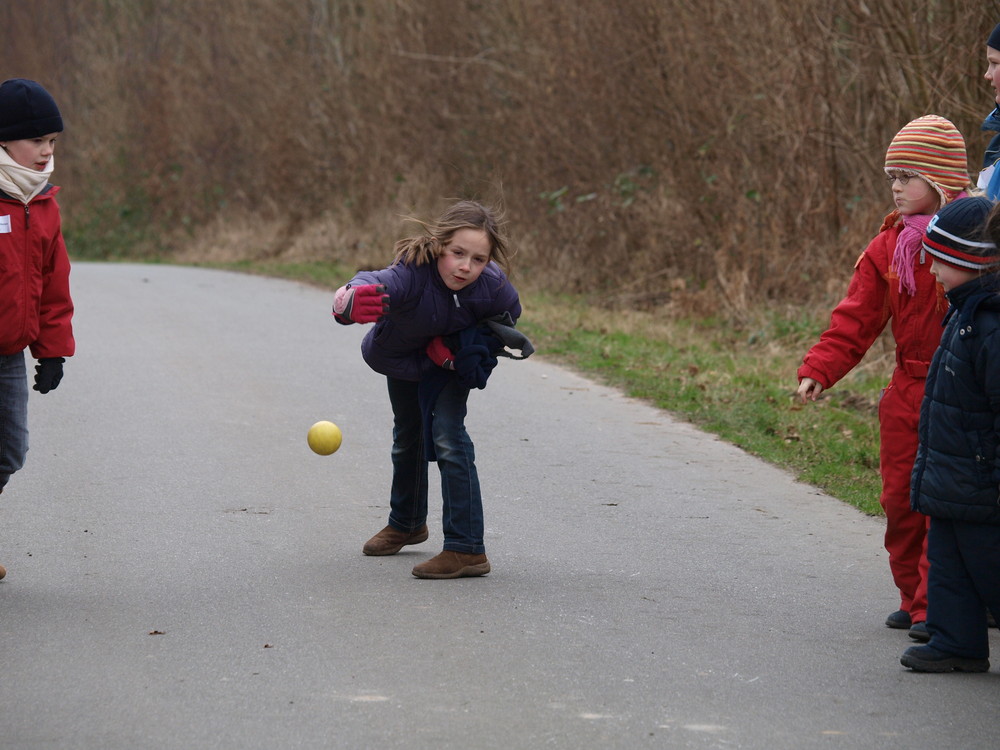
[903,196,1000,673]
[0,79,75,581]
[332,201,524,579]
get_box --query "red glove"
[340,284,389,324]
[426,336,455,370]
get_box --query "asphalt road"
[1,263,997,750]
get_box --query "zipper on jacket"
[453,293,460,308]
[23,203,29,229]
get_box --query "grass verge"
[196,260,891,517]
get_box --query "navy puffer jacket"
[347,260,520,382]
[910,276,1000,523]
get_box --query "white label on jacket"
[0,215,10,233]
[979,164,995,190]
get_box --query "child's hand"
[33,357,64,394]
[426,337,455,370]
[797,377,824,403]
[339,284,389,324]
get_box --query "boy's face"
[930,258,977,292]
[986,46,1000,106]
[0,133,58,171]
[436,228,491,291]
[888,171,940,216]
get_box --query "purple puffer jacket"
[347,260,521,381]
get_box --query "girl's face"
[436,227,491,291]
[986,46,1000,106]
[930,258,977,292]
[1,133,58,171]
[887,171,940,216]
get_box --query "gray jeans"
[0,351,29,491]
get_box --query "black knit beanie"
[989,22,1000,51]
[0,79,63,140]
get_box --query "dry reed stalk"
[0,0,996,316]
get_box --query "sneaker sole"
[411,562,491,580]
[900,654,989,673]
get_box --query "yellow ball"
[307,420,343,455]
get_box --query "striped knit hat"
[922,196,999,271]
[885,115,969,206]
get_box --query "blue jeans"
[0,351,29,492]
[386,376,485,555]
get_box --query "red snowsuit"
[798,210,945,624]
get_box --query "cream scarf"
[0,146,53,204]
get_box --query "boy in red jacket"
[0,79,75,580]
[796,115,970,640]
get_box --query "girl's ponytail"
[392,234,437,267]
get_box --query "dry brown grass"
[1,1,997,315]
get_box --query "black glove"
[34,357,64,394]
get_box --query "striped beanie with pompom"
[885,115,969,207]
[922,196,999,271]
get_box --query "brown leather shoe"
[412,550,490,579]
[362,524,429,556]
[0,564,6,580]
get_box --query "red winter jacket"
[798,211,946,388]
[0,185,75,358]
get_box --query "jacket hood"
[983,105,1000,134]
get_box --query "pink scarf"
[891,213,932,296]
[892,191,968,296]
